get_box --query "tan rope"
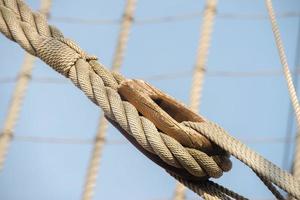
[173,0,218,199]
[82,0,136,199]
[170,172,248,200]
[184,121,300,199]
[265,0,300,183]
[189,0,217,113]
[0,0,52,171]
[1,1,299,199]
[0,0,229,193]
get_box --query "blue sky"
[1,0,300,199]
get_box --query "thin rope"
[0,0,52,171]
[265,0,300,182]
[49,11,300,26]
[174,0,218,199]
[2,67,300,85]
[10,134,295,145]
[282,14,300,170]
[81,1,137,199]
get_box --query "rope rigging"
[49,11,300,26]
[82,0,136,199]
[0,0,300,199]
[0,0,52,171]
[265,0,300,189]
[282,11,300,171]
[174,0,218,199]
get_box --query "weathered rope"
[0,0,52,171]
[1,1,299,199]
[0,0,228,186]
[174,0,218,199]
[265,0,300,183]
[82,0,137,199]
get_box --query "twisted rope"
[82,0,137,199]
[184,121,300,199]
[1,1,299,199]
[170,172,248,200]
[0,0,228,190]
[0,0,52,171]
[265,0,300,184]
[174,0,218,199]
[189,0,217,113]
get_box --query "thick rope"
[173,0,218,199]
[265,0,300,186]
[1,1,299,199]
[0,0,52,171]
[0,0,228,186]
[82,0,136,199]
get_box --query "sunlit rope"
[0,0,52,171]
[265,0,300,184]
[174,0,218,199]
[1,0,299,198]
[282,15,300,170]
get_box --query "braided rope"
[265,0,300,183]
[0,0,228,189]
[0,0,53,171]
[82,0,137,199]
[174,0,218,199]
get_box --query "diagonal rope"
[81,0,137,199]
[0,0,52,171]
[173,0,218,199]
[282,13,300,170]
[184,121,300,199]
[265,0,300,184]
